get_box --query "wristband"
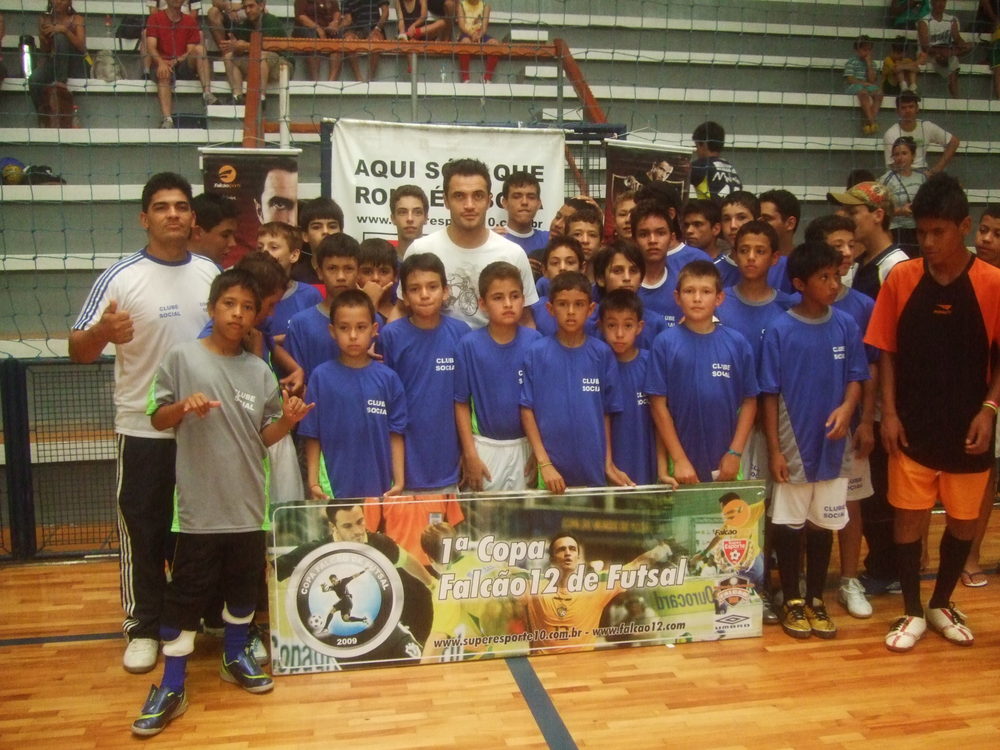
[538,461,552,469]
[726,449,742,458]
[982,400,999,414]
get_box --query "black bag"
[115,15,145,51]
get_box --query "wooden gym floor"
[2,512,1000,750]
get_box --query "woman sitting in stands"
[879,135,927,257]
[28,0,87,125]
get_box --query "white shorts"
[474,434,531,492]
[771,478,849,531]
[741,426,770,483]
[841,434,873,502]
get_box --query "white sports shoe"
[838,577,873,618]
[123,637,159,673]
[926,605,974,646]
[885,615,926,653]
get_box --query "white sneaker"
[885,615,926,653]
[926,605,974,646]
[248,626,270,665]
[203,91,219,106]
[160,116,174,129]
[123,637,159,673]
[838,577,873,618]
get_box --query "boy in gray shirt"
[131,268,314,737]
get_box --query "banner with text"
[268,482,765,675]
[328,120,565,240]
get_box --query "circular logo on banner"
[287,541,403,659]
[216,165,237,184]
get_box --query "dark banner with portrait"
[268,482,765,675]
[200,147,302,267]
[603,140,691,237]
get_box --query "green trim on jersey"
[145,373,161,417]
[469,395,481,437]
[318,451,334,499]
[170,485,181,533]
[261,453,272,532]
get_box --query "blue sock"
[224,623,250,662]
[161,655,187,693]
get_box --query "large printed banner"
[201,147,302,267]
[328,120,565,240]
[268,482,765,675]
[604,140,691,235]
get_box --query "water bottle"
[19,35,35,78]
[439,64,447,83]
[72,105,82,128]
[105,14,113,37]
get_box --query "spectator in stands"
[917,0,972,98]
[293,0,343,82]
[844,35,883,135]
[882,36,921,96]
[426,0,456,39]
[28,0,87,124]
[333,0,389,82]
[978,0,1000,99]
[882,91,959,173]
[206,0,246,50]
[889,0,929,29]
[219,0,289,105]
[690,121,742,199]
[147,0,218,129]
[396,0,448,40]
[879,136,927,256]
[457,0,500,82]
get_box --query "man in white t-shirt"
[69,173,219,675]
[400,158,538,329]
[918,0,973,98]
[882,92,959,173]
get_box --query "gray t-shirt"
[148,340,282,533]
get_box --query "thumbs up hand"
[99,300,135,345]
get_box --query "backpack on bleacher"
[91,49,125,82]
[115,15,145,52]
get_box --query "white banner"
[329,120,565,239]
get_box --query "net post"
[1,358,37,559]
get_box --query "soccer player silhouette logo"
[314,571,371,634]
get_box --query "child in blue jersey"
[132,269,314,737]
[520,271,628,494]
[590,239,666,348]
[759,241,869,641]
[532,236,585,335]
[293,196,344,285]
[454,261,542,491]
[301,290,406,500]
[357,237,399,325]
[716,191,761,287]
[380,253,471,493]
[646,261,759,485]
[285,233,362,381]
[566,205,604,283]
[257,221,323,344]
[805,214,879,619]
[599,289,670,486]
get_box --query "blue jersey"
[769,255,794,294]
[531,297,558,337]
[611,350,658,485]
[520,336,623,488]
[758,308,870,483]
[833,285,879,365]
[506,229,550,255]
[265,281,323,338]
[666,243,712,277]
[286,305,337,381]
[645,324,759,482]
[380,316,471,490]
[638,275,683,328]
[714,254,741,288]
[299,359,407,498]
[716,286,795,367]
[454,325,542,440]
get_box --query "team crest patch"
[714,576,752,607]
[287,541,404,659]
[721,539,748,566]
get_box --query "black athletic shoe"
[131,684,187,736]
[220,647,274,694]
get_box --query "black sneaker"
[220,647,274,694]
[131,684,187,736]
[760,590,780,625]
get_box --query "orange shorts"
[887,451,990,520]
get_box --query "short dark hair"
[682,198,721,226]
[299,197,344,232]
[478,260,523,298]
[631,199,679,239]
[721,190,759,216]
[442,157,491,195]
[911,172,969,224]
[325,501,363,524]
[192,192,238,231]
[598,287,644,321]
[399,252,447,288]
[358,238,398,269]
[389,184,429,213]
[758,189,801,224]
[734,220,779,253]
[692,121,726,150]
[804,214,857,243]
[315,232,361,267]
[142,172,192,212]
[567,206,604,232]
[329,288,376,324]
[592,240,646,291]
[676,259,721,292]
[542,235,585,266]
[235,251,286,298]
[549,270,592,300]
[787,241,841,284]
[896,91,921,108]
[635,181,681,215]
[891,136,917,157]
[853,34,873,50]
[890,35,907,54]
[501,171,541,198]
[548,532,582,560]
[718,491,741,506]
[980,204,1000,222]
[208,268,261,310]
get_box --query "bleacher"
[1,0,997,350]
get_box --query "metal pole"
[410,52,418,123]
[556,55,564,129]
[279,62,290,149]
